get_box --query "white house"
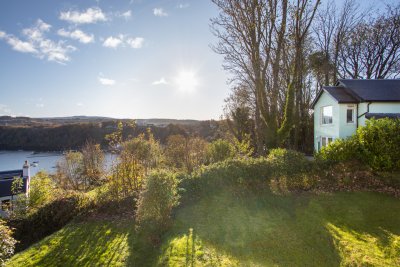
[0,161,31,217]
[312,79,400,152]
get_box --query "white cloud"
[60,7,107,24]
[103,36,123,48]
[126,37,144,49]
[76,102,84,107]
[153,8,168,17]
[0,31,6,38]
[120,10,132,20]
[0,19,76,64]
[36,103,44,108]
[152,77,168,85]
[177,3,190,9]
[58,28,94,44]
[98,77,116,86]
[103,35,143,49]
[6,36,38,53]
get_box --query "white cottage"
[312,79,400,152]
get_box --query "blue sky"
[0,0,229,119]
[0,0,395,120]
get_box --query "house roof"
[324,86,359,103]
[0,170,26,198]
[339,79,400,102]
[312,79,400,108]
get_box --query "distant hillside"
[0,116,202,127]
[0,117,224,151]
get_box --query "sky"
[0,0,230,120]
[0,0,395,120]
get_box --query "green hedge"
[317,118,400,171]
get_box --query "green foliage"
[267,148,310,175]
[107,153,144,200]
[122,130,164,171]
[207,139,235,163]
[357,118,400,171]
[81,141,105,187]
[165,135,209,173]
[55,145,105,191]
[10,178,28,219]
[28,171,55,212]
[316,136,359,163]
[317,118,400,171]
[136,170,180,236]
[0,220,17,266]
[55,151,84,190]
[105,121,124,153]
[232,134,254,158]
[9,191,91,252]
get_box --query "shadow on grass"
[160,190,400,266]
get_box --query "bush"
[180,158,271,203]
[357,118,400,171]
[136,170,180,237]
[316,136,360,163]
[0,220,16,266]
[317,118,400,171]
[265,149,315,193]
[29,171,55,212]
[267,148,310,175]
[207,139,235,163]
[9,192,86,251]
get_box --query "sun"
[175,70,198,93]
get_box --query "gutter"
[357,102,371,127]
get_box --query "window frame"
[320,136,334,149]
[320,105,333,125]
[346,107,355,124]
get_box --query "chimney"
[23,161,30,196]
[23,160,30,177]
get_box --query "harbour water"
[0,151,115,176]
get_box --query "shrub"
[267,148,310,175]
[316,136,359,163]
[136,170,180,238]
[207,139,235,163]
[180,158,271,203]
[266,149,315,193]
[356,118,400,171]
[317,118,400,171]
[9,192,86,251]
[0,220,16,266]
[29,171,55,212]
[165,135,209,173]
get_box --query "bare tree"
[212,0,320,153]
[339,4,400,79]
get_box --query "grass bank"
[8,190,400,266]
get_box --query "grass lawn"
[7,191,400,266]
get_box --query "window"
[321,137,334,150]
[321,106,333,124]
[346,108,355,123]
[1,199,11,211]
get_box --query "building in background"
[312,79,400,152]
[0,161,30,217]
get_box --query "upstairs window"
[321,106,333,124]
[347,108,355,123]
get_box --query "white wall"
[358,102,400,126]
[314,91,339,151]
[338,103,357,138]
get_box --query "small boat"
[30,163,38,167]
[33,161,39,164]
